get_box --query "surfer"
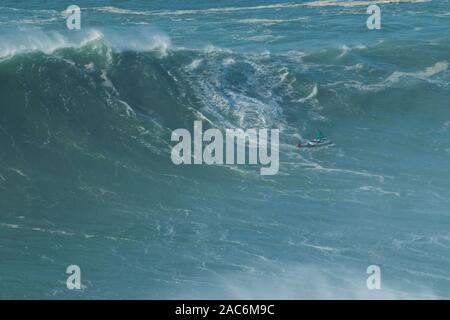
[296,130,326,149]
[311,130,323,143]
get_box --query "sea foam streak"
[93,0,431,18]
[304,0,432,7]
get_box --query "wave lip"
[0,29,102,58]
[0,28,171,59]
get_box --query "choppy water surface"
[0,0,449,298]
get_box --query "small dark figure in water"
[296,130,324,149]
[311,130,323,143]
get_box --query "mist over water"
[0,0,449,299]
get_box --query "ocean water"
[0,0,449,299]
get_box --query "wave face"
[1,0,450,299]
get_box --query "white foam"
[297,85,318,103]
[338,44,351,58]
[93,3,305,17]
[185,59,203,71]
[0,29,102,58]
[94,0,431,18]
[238,18,286,26]
[237,17,307,26]
[6,168,29,179]
[101,30,171,56]
[346,61,448,92]
[93,0,432,20]
[0,28,172,58]
[174,262,439,299]
[386,61,448,83]
[282,50,309,63]
[0,221,136,242]
[117,99,136,118]
[301,242,337,252]
[345,63,364,71]
[358,186,401,197]
[222,58,235,66]
[302,159,386,182]
[93,6,141,15]
[245,34,284,43]
[304,0,431,7]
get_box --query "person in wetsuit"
[311,130,323,143]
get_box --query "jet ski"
[296,138,332,149]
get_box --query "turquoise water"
[0,0,449,299]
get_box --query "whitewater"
[0,0,449,299]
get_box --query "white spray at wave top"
[0,28,172,58]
